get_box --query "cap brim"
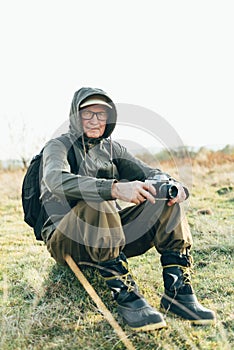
[80,98,112,109]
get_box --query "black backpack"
[22,135,77,241]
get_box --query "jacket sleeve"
[112,141,163,181]
[112,142,189,198]
[42,139,115,202]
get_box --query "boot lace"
[79,262,137,294]
[163,263,193,285]
[181,266,192,285]
[182,253,194,285]
[104,272,136,293]
[119,272,136,293]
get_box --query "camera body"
[145,174,179,200]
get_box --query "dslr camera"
[145,174,179,200]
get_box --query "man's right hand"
[111,181,156,205]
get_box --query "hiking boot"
[99,252,166,331]
[160,251,216,325]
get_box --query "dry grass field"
[0,151,233,350]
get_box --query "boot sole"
[190,318,216,326]
[129,320,167,332]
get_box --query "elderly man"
[40,87,215,331]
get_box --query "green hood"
[69,87,117,141]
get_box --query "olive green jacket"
[40,87,162,242]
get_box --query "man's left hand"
[167,183,187,206]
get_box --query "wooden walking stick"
[64,255,136,350]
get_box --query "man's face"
[80,104,108,138]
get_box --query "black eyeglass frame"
[80,110,109,121]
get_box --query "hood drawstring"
[81,134,88,174]
[109,135,115,178]
[81,134,87,159]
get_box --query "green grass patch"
[0,168,233,349]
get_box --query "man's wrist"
[111,180,119,199]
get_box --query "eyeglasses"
[80,110,108,121]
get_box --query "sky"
[0,0,233,161]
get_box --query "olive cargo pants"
[46,199,192,265]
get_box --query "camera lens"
[168,185,178,199]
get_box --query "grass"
[0,161,233,350]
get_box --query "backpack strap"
[56,135,79,174]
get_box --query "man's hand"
[111,181,156,205]
[167,183,187,206]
